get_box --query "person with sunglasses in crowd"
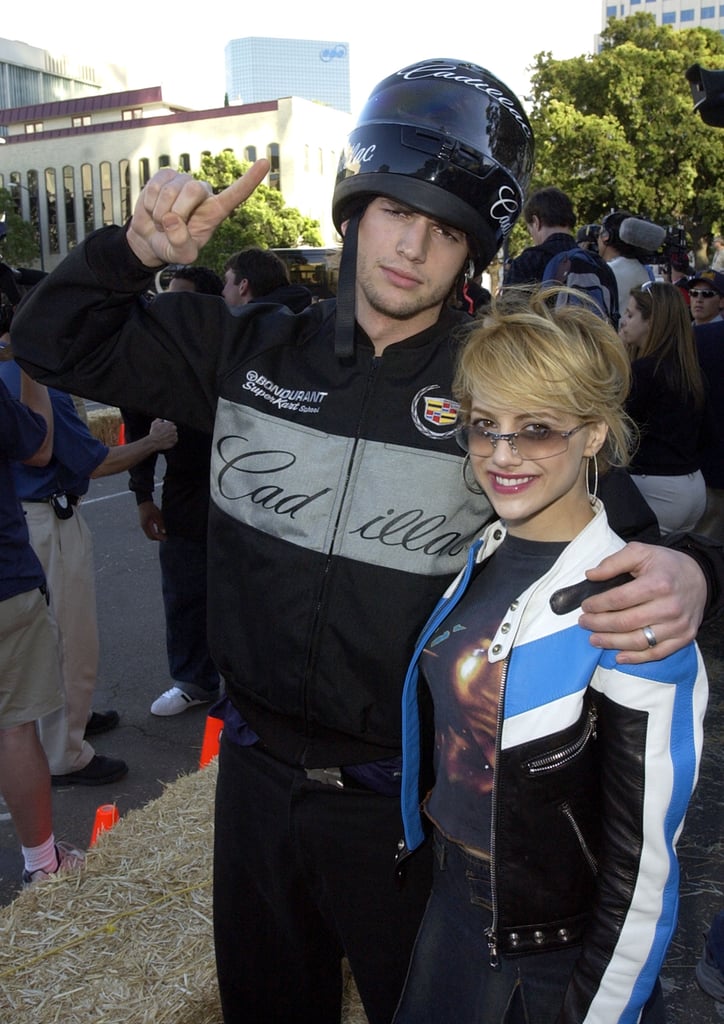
[618,281,711,535]
[684,269,724,327]
[395,290,707,1024]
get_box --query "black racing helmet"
[333,58,535,272]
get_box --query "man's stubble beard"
[357,261,459,323]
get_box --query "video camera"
[614,216,690,276]
[659,225,690,275]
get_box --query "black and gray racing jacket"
[12,227,489,767]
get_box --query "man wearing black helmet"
[11,59,718,1024]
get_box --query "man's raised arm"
[10,162,269,424]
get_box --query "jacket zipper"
[559,800,599,875]
[526,704,598,775]
[486,654,509,971]
[301,355,381,744]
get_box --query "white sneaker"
[150,686,210,717]
[22,841,86,887]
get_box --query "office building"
[0,87,350,269]
[0,36,125,111]
[225,37,351,113]
[603,1,724,34]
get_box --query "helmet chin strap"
[461,258,477,315]
[334,210,360,360]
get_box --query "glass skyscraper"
[225,37,351,114]
[603,0,724,34]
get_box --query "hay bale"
[87,406,123,446]
[0,762,367,1024]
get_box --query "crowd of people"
[503,186,724,543]
[1,55,723,1024]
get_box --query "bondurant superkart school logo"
[411,385,460,440]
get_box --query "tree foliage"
[191,150,323,273]
[515,14,724,257]
[0,190,40,268]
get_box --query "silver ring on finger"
[642,625,658,648]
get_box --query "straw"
[0,762,367,1023]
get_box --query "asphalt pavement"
[0,471,722,1020]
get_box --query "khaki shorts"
[0,587,64,727]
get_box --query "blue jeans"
[159,535,219,697]
[393,830,665,1024]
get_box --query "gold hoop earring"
[462,454,484,495]
[587,454,599,505]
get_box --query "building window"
[119,159,131,222]
[122,108,142,121]
[81,164,94,234]
[244,146,257,162]
[662,10,676,21]
[100,161,113,225]
[25,122,43,134]
[680,7,695,18]
[159,154,171,168]
[179,153,191,172]
[630,0,641,4]
[63,166,76,248]
[26,169,41,257]
[8,172,22,214]
[267,143,280,191]
[701,5,715,16]
[45,168,59,254]
[606,4,616,15]
[72,115,91,127]
[139,158,151,187]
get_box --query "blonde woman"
[395,293,707,1024]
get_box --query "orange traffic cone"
[199,713,224,768]
[90,803,120,846]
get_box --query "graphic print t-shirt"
[423,534,565,856]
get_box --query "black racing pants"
[213,735,432,1024]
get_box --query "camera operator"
[598,210,655,307]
